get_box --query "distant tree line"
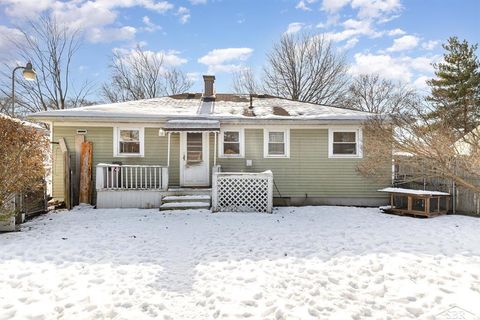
[0,17,193,116]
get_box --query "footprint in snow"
[328,277,339,285]
[241,300,258,307]
[253,292,263,300]
[406,307,423,317]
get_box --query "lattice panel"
[212,172,273,213]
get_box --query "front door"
[180,132,209,186]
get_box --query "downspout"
[167,132,171,167]
[213,132,217,167]
[452,158,456,214]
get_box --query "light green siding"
[52,125,388,204]
[52,126,179,201]
[217,129,388,199]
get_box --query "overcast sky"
[0,0,479,101]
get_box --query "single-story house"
[29,75,390,211]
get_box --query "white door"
[180,132,210,186]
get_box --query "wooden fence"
[394,164,480,215]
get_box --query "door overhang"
[164,120,220,132]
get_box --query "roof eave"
[28,115,372,126]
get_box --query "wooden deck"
[379,188,450,218]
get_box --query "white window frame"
[328,128,363,159]
[113,127,145,157]
[219,128,245,158]
[264,128,290,158]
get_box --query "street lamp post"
[11,62,36,116]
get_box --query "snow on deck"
[29,96,374,121]
[1,206,479,319]
[379,187,450,196]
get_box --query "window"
[219,129,244,158]
[187,132,203,163]
[264,129,290,158]
[328,128,362,158]
[114,127,144,157]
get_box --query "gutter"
[28,115,378,125]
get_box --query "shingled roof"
[29,93,376,122]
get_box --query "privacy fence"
[394,163,480,215]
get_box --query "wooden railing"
[96,164,168,191]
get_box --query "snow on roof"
[1,113,44,130]
[378,187,450,196]
[29,94,375,122]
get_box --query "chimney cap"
[203,74,215,98]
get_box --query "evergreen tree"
[427,37,480,134]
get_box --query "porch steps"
[162,195,211,202]
[160,192,211,211]
[166,188,212,196]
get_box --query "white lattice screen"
[212,171,273,213]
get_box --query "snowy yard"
[1,206,480,320]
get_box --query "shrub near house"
[0,115,48,227]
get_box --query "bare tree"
[232,68,260,94]
[263,33,349,105]
[0,96,9,114]
[102,46,192,103]
[1,16,91,115]
[342,74,417,114]
[164,68,194,96]
[358,100,480,194]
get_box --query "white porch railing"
[212,170,273,213]
[96,164,168,191]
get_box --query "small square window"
[114,127,144,157]
[329,129,362,158]
[220,129,244,157]
[119,130,140,154]
[264,129,289,158]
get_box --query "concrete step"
[166,188,211,196]
[159,201,211,211]
[162,195,211,203]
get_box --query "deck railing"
[96,164,168,191]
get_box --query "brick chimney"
[203,75,215,97]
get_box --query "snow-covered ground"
[1,206,480,320]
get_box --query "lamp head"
[22,62,36,81]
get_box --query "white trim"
[328,127,363,159]
[218,127,245,158]
[41,121,366,128]
[263,128,290,158]
[113,126,145,158]
[49,122,165,128]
